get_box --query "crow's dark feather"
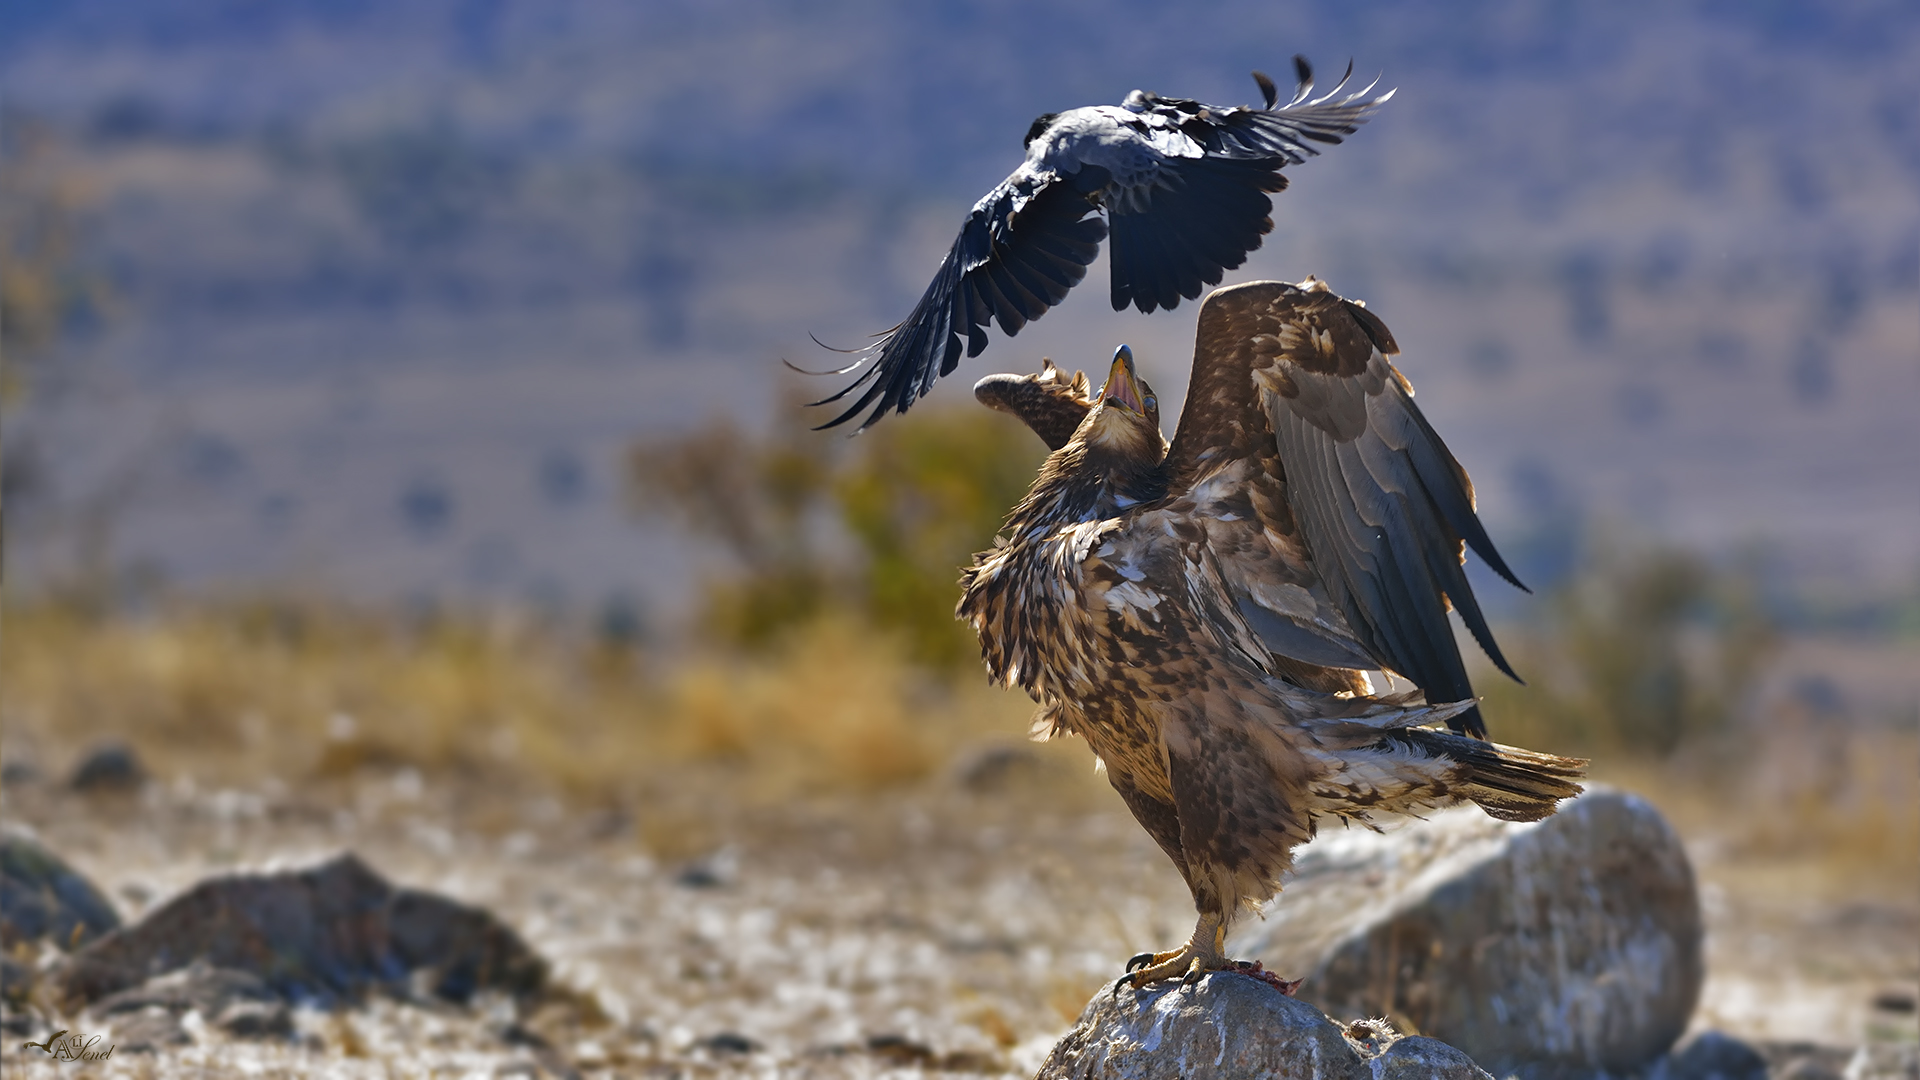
[810,61,1387,430]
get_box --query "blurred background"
[1,0,1916,1060]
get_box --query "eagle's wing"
[1114,527,1477,914]
[810,168,1107,431]
[1161,279,1525,738]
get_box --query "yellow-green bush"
[630,400,1049,670]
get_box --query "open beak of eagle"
[1100,345,1145,416]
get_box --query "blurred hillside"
[1,0,1916,620]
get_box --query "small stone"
[87,961,294,1039]
[1872,988,1917,1014]
[1781,1056,1848,1080]
[0,830,121,954]
[215,998,294,1039]
[90,963,280,1019]
[936,1048,1004,1071]
[675,847,739,889]
[867,1033,937,1064]
[955,743,1055,793]
[1844,1043,1919,1080]
[1757,1042,1858,1080]
[700,1031,759,1054]
[108,1005,192,1053]
[1371,1036,1494,1080]
[496,1021,553,1048]
[1664,1031,1769,1080]
[68,743,146,793]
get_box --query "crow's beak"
[1101,345,1143,415]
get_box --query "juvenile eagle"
[809,59,1389,431]
[958,279,1584,986]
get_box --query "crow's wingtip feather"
[783,352,869,378]
[1251,70,1279,110]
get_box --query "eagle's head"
[1007,346,1167,534]
[1076,345,1164,467]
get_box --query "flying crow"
[807,58,1390,431]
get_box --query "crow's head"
[1024,113,1060,149]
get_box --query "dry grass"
[3,594,1914,890]
[3,599,639,793]
[0,599,1086,820]
[1481,628,1920,892]
[1597,726,1920,896]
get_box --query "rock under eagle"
[958,278,1585,986]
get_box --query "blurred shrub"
[629,399,1049,670]
[0,114,107,388]
[1481,544,1777,761]
[2,114,117,577]
[630,414,834,648]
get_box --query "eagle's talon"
[1125,945,1189,977]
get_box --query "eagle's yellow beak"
[1101,345,1144,416]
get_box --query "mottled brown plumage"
[958,278,1584,986]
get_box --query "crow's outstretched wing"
[1161,279,1525,738]
[1104,155,1287,316]
[809,171,1107,431]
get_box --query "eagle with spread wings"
[959,278,1584,986]
[808,59,1388,431]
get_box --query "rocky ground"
[2,747,1916,1078]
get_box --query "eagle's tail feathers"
[1399,727,1587,822]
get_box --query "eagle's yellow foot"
[1123,915,1229,988]
[1124,941,1230,987]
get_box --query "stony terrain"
[2,751,1914,1078]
